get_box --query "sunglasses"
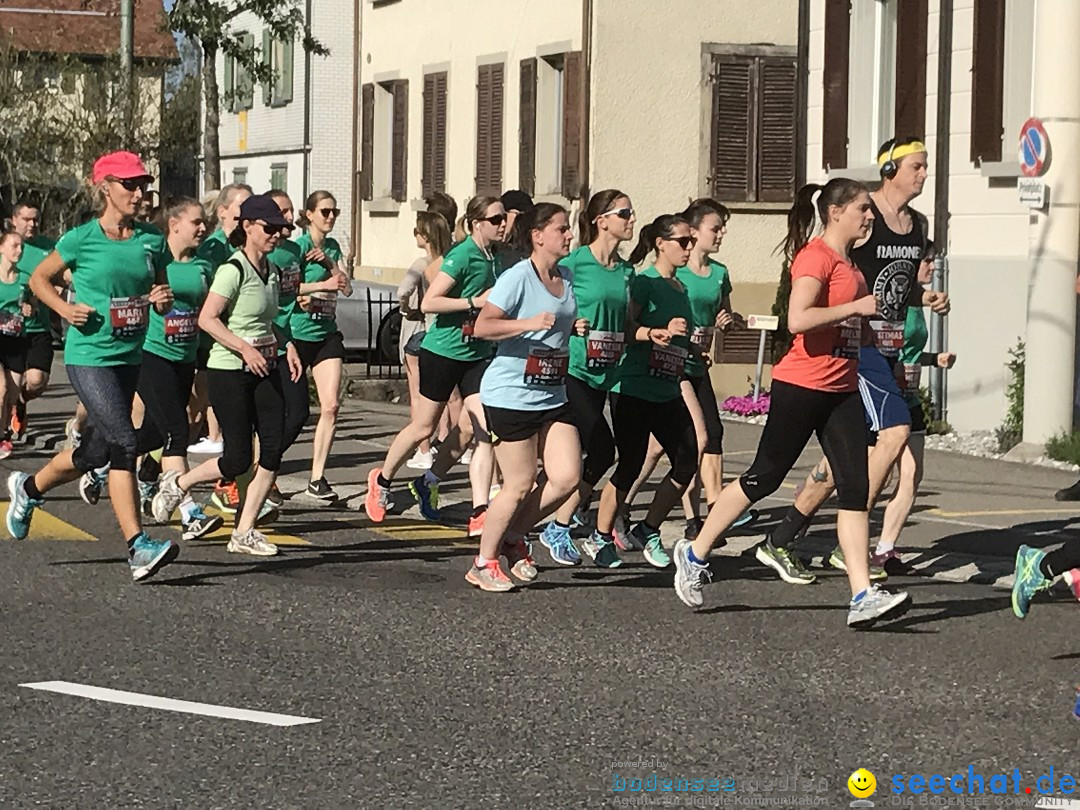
[667,235,697,249]
[260,223,290,236]
[319,207,341,218]
[111,177,150,192]
[480,214,507,226]
[600,207,634,221]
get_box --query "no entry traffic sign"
[1019,117,1049,177]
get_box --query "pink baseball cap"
[92,151,153,184]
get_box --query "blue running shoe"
[1012,544,1050,619]
[539,521,581,566]
[582,531,622,568]
[630,523,671,569]
[409,476,441,521]
[732,509,758,529]
[129,534,180,582]
[6,471,41,540]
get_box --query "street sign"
[746,314,779,331]
[1018,177,1047,209]
[1019,117,1049,177]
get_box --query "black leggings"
[1041,546,1080,578]
[611,392,697,490]
[207,368,286,480]
[740,379,868,511]
[280,356,310,450]
[565,375,616,486]
[686,373,724,455]
[135,351,196,457]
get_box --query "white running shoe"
[187,437,224,455]
[226,528,278,556]
[407,449,434,470]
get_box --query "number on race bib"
[109,296,150,339]
[585,330,624,369]
[648,344,687,380]
[163,309,199,344]
[523,348,569,386]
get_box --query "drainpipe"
[795,0,809,189]
[579,0,593,204]
[302,0,313,207]
[928,0,952,422]
[1021,0,1080,445]
[350,0,362,267]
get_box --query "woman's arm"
[197,292,247,355]
[786,276,878,334]
[624,298,687,347]
[29,251,92,325]
[473,302,552,341]
[421,270,488,315]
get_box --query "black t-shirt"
[850,198,925,358]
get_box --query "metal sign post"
[746,315,779,401]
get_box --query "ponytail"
[779,178,867,261]
[628,214,686,266]
[579,188,628,245]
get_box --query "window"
[262,30,294,107]
[893,0,927,138]
[224,32,255,113]
[709,49,797,203]
[270,164,287,193]
[847,0,896,166]
[822,0,851,170]
[519,53,582,198]
[422,72,448,197]
[232,167,248,185]
[475,63,504,197]
[971,0,1034,165]
[360,80,408,202]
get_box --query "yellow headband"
[879,141,928,167]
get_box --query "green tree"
[168,1,328,191]
[769,259,794,363]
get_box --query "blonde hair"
[210,183,252,230]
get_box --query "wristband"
[467,297,475,310]
[646,327,654,342]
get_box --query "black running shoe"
[307,477,337,501]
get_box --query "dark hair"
[154,196,202,233]
[266,188,291,203]
[462,195,501,235]
[0,227,20,248]
[521,203,569,252]
[227,225,247,249]
[425,191,458,228]
[922,239,938,264]
[578,189,629,245]
[876,135,926,164]
[682,198,730,229]
[298,190,336,228]
[779,179,868,262]
[628,214,688,266]
[415,210,452,258]
[12,200,39,218]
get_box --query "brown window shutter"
[561,51,583,199]
[716,327,763,365]
[361,82,374,201]
[490,63,504,195]
[519,58,537,196]
[894,0,928,138]
[971,0,1005,163]
[433,72,447,194]
[391,80,409,202]
[422,73,436,198]
[476,63,504,197]
[757,56,797,203]
[710,55,755,203]
[822,0,850,170]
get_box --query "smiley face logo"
[848,768,877,798]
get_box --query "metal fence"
[364,288,404,380]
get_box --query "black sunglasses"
[319,207,341,218]
[260,223,290,236]
[601,207,634,221]
[667,235,697,249]
[480,214,507,226]
[112,177,150,192]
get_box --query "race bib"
[0,311,23,337]
[648,344,688,380]
[110,295,150,339]
[280,263,301,299]
[163,309,199,344]
[869,319,905,358]
[243,334,278,372]
[523,348,569,386]
[308,292,337,321]
[834,316,862,360]
[903,364,921,392]
[690,326,716,353]
[585,330,624,369]
[462,311,478,343]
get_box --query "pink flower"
[720,393,771,416]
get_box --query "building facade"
[211,0,356,255]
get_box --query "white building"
[208,0,357,254]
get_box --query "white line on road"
[19,681,321,727]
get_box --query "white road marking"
[19,681,321,727]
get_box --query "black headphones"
[879,141,899,180]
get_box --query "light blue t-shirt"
[479,259,578,411]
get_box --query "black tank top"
[850,198,925,357]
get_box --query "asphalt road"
[0,368,1078,808]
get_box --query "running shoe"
[128,534,180,582]
[64,417,81,450]
[459,448,473,465]
[267,483,284,508]
[629,523,670,569]
[683,517,703,542]
[755,536,816,585]
[138,480,158,520]
[582,531,622,568]
[612,513,641,551]
[181,506,224,541]
[211,479,240,515]
[0,439,13,460]
[187,437,223,455]
[673,537,712,609]
[409,475,440,521]
[503,537,538,582]
[570,510,589,532]
[79,468,107,506]
[539,521,581,566]
[364,468,391,522]
[6,471,41,540]
[1064,568,1080,602]
[731,509,758,529]
[254,500,279,526]
[488,483,502,502]
[828,547,887,581]
[1011,544,1051,619]
[150,470,185,523]
[870,547,914,575]
[307,477,337,502]
[467,507,486,538]
[465,558,514,592]
[406,449,433,470]
[227,528,279,556]
[9,400,25,441]
[847,584,911,628]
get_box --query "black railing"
[364,288,404,380]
